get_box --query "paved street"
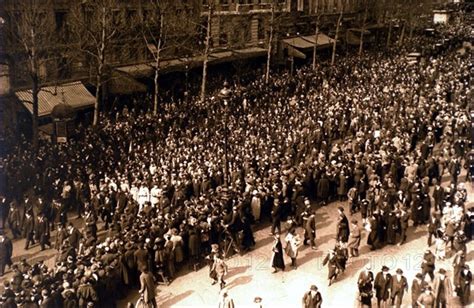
[118,184,474,307]
[2,181,473,308]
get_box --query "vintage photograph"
[0,0,472,307]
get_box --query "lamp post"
[219,81,231,186]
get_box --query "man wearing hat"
[416,286,435,307]
[217,289,234,308]
[374,266,392,308]
[336,207,350,244]
[0,231,13,276]
[358,265,374,307]
[411,273,427,307]
[432,268,453,308]
[139,267,157,308]
[270,199,283,236]
[421,249,436,281]
[458,264,471,305]
[302,208,317,250]
[390,269,408,308]
[302,285,322,308]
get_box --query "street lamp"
[219,81,231,186]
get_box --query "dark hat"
[415,273,423,279]
[396,268,403,274]
[381,265,389,272]
[310,285,318,291]
[438,268,446,274]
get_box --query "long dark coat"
[458,270,472,304]
[386,213,398,244]
[188,227,201,257]
[0,236,13,269]
[271,239,285,270]
[317,176,330,201]
[374,272,392,300]
[337,214,350,243]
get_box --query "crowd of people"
[0,20,472,307]
[356,253,472,308]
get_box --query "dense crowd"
[0,22,472,307]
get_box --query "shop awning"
[106,71,148,95]
[116,47,267,77]
[16,82,95,117]
[282,33,335,50]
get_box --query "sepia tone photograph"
[0,0,472,307]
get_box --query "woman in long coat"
[458,265,472,305]
[317,174,330,205]
[284,229,301,270]
[270,234,285,273]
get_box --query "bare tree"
[264,1,276,83]
[4,0,56,150]
[331,0,345,67]
[359,0,369,56]
[386,0,394,48]
[69,0,125,126]
[140,0,196,115]
[200,2,213,103]
[312,0,321,70]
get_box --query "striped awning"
[15,82,95,117]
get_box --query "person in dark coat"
[35,213,51,251]
[367,213,378,250]
[302,285,322,308]
[270,199,282,235]
[432,180,445,212]
[358,265,374,308]
[427,213,441,246]
[336,207,350,243]
[302,208,317,249]
[0,233,13,276]
[421,249,436,281]
[386,212,398,245]
[77,277,98,308]
[67,223,82,250]
[457,265,471,305]
[39,289,55,308]
[322,249,339,286]
[6,203,21,239]
[139,267,157,308]
[374,266,392,307]
[23,212,35,250]
[270,234,285,273]
[412,273,427,307]
[317,174,330,205]
[397,208,409,245]
[390,268,408,308]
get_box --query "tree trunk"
[93,71,101,126]
[386,20,392,48]
[359,1,368,56]
[153,14,163,116]
[398,22,406,46]
[312,13,320,70]
[265,3,275,84]
[32,74,39,150]
[331,5,344,67]
[200,5,212,103]
[153,59,160,116]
